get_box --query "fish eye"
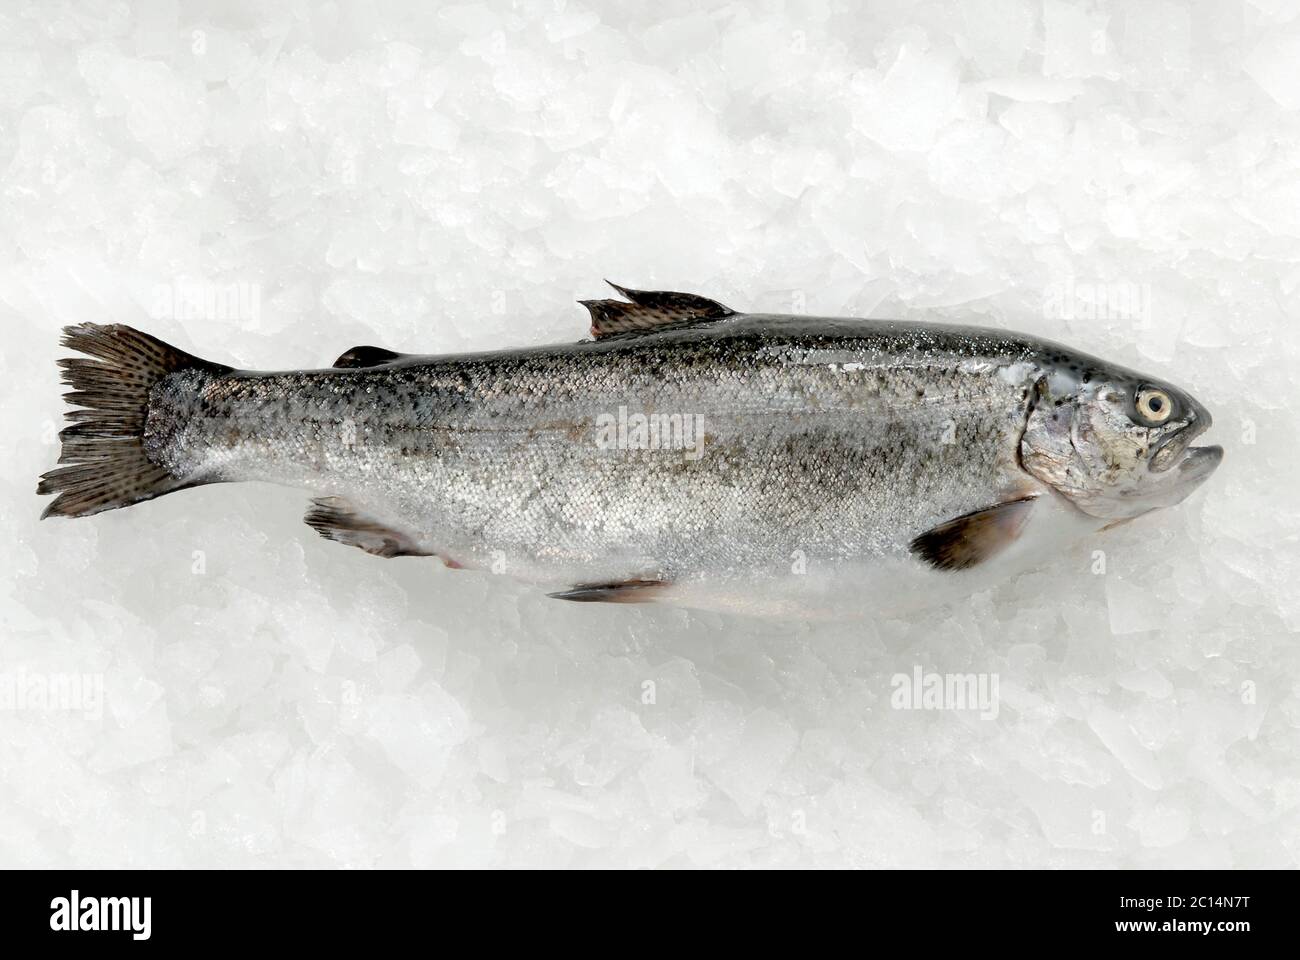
[1135,388,1173,425]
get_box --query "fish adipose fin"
[332,346,415,368]
[39,323,230,519]
[548,578,669,603]
[580,281,734,339]
[304,497,432,558]
[909,497,1037,572]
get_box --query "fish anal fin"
[909,496,1037,572]
[332,346,413,369]
[548,578,669,604]
[580,280,734,339]
[304,497,431,558]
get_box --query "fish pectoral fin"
[909,496,1037,572]
[304,497,431,558]
[579,281,735,340]
[548,578,670,604]
[332,345,417,368]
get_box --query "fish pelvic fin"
[38,324,230,519]
[304,497,433,559]
[548,578,670,603]
[909,496,1037,572]
[579,281,734,339]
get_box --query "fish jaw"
[1141,442,1224,511]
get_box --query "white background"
[2,0,1298,867]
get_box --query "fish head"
[1019,360,1223,522]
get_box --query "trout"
[39,283,1222,615]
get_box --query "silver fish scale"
[149,315,1054,586]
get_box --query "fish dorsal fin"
[579,281,735,339]
[333,346,413,369]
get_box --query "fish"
[38,282,1223,616]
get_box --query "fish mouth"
[1125,433,1222,515]
[1175,443,1224,483]
[1149,408,1219,474]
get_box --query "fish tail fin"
[38,323,228,519]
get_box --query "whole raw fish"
[39,283,1222,615]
